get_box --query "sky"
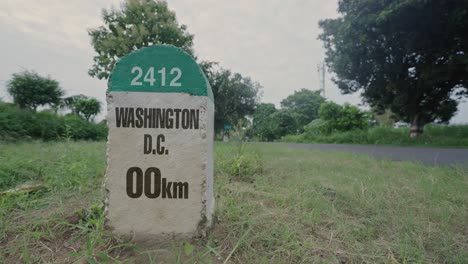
[0,0,467,123]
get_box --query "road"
[268,143,468,166]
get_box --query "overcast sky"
[0,0,467,123]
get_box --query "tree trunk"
[409,113,424,138]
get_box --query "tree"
[372,108,395,127]
[280,89,325,130]
[251,105,301,141]
[251,103,278,141]
[318,102,369,134]
[269,110,300,139]
[319,0,468,137]
[201,62,262,134]
[64,95,102,121]
[7,71,64,111]
[88,0,194,79]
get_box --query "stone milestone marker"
[105,45,214,244]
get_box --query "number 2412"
[131,67,182,87]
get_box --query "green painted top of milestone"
[108,45,213,101]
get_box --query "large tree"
[319,0,468,137]
[7,71,63,111]
[201,62,262,134]
[88,0,194,79]
[280,89,325,130]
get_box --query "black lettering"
[151,108,156,128]
[166,109,174,129]
[115,108,200,130]
[144,167,161,198]
[143,134,152,154]
[156,134,165,155]
[127,108,135,128]
[135,108,144,128]
[115,107,128,127]
[156,109,165,128]
[181,109,190,129]
[143,108,152,128]
[173,182,189,199]
[174,109,181,129]
[162,178,172,199]
[126,167,143,198]
[190,109,199,129]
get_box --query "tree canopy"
[88,0,194,79]
[201,62,262,134]
[64,95,102,121]
[280,89,325,130]
[251,103,278,141]
[7,71,64,111]
[319,0,468,137]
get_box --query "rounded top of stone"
[108,45,213,101]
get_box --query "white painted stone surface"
[105,92,214,244]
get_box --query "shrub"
[0,103,107,141]
[318,102,369,133]
[281,124,468,147]
[304,119,329,136]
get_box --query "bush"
[303,118,329,136]
[318,102,369,133]
[0,103,107,141]
[282,124,468,147]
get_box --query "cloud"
[0,0,466,123]
[169,0,360,107]
[0,0,120,52]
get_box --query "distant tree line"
[1,71,105,141]
[248,89,369,141]
[6,70,102,121]
[5,0,465,143]
[84,0,388,143]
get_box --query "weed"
[216,126,263,182]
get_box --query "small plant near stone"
[216,124,263,182]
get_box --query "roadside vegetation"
[0,103,107,141]
[281,124,468,148]
[248,96,468,148]
[1,70,105,141]
[1,141,466,263]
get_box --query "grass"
[0,141,467,263]
[282,124,468,148]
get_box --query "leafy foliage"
[269,110,300,139]
[250,103,278,141]
[319,0,468,136]
[285,124,468,148]
[88,0,194,79]
[280,89,325,130]
[250,104,301,141]
[316,102,369,134]
[0,103,107,141]
[201,62,262,134]
[64,95,102,121]
[7,71,64,111]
